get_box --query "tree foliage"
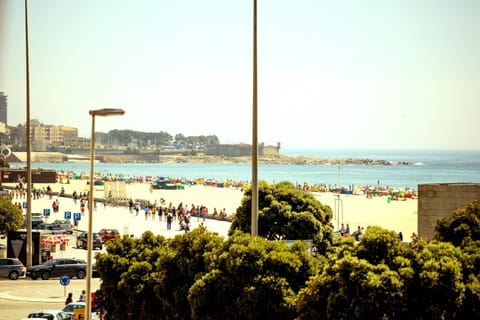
[155,226,224,319]
[230,181,334,254]
[297,226,480,319]
[188,231,317,320]
[0,196,23,234]
[95,200,480,319]
[96,227,316,320]
[0,156,9,168]
[95,231,168,319]
[435,199,480,247]
[106,129,174,147]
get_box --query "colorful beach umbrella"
[41,235,67,245]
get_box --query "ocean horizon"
[10,148,480,191]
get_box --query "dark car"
[98,228,120,242]
[34,222,68,235]
[27,258,87,280]
[23,218,44,229]
[76,232,103,250]
[0,257,26,280]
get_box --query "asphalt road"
[0,277,101,319]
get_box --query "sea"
[10,148,480,191]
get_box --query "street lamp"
[86,108,125,320]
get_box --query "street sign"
[74,213,81,221]
[64,211,72,219]
[22,202,27,209]
[43,208,51,217]
[60,275,70,286]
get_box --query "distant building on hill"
[8,120,78,149]
[205,142,280,157]
[0,92,7,128]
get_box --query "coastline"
[10,151,412,166]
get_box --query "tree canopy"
[0,156,9,168]
[0,196,23,234]
[94,196,480,319]
[297,226,480,319]
[435,199,480,247]
[95,227,317,320]
[229,181,334,254]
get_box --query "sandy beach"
[5,179,418,240]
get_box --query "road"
[0,277,101,319]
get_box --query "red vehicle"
[98,228,120,242]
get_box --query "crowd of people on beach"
[127,199,231,232]
[57,169,418,199]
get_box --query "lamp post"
[24,0,33,268]
[86,108,125,320]
[251,0,258,236]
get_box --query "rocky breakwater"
[156,154,412,166]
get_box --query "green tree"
[155,226,224,319]
[0,196,23,234]
[356,226,408,267]
[297,227,411,320]
[188,231,316,320]
[95,231,168,319]
[407,240,467,319]
[297,226,479,320]
[435,199,480,247]
[0,156,10,168]
[230,181,334,254]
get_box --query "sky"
[1,0,479,150]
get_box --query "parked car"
[98,228,120,242]
[27,258,86,280]
[0,257,26,280]
[76,232,103,250]
[34,222,68,235]
[62,301,85,319]
[51,219,74,234]
[62,301,99,319]
[22,309,70,320]
[23,218,45,229]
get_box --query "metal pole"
[85,114,95,320]
[251,0,258,237]
[25,0,33,268]
[84,108,123,320]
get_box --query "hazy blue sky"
[1,0,479,150]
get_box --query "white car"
[22,309,70,320]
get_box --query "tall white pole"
[85,114,95,320]
[25,0,33,268]
[251,0,258,237]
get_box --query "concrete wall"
[418,183,480,240]
[205,144,265,157]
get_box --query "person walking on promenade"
[78,289,86,302]
[65,292,73,305]
[167,211,173,230]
